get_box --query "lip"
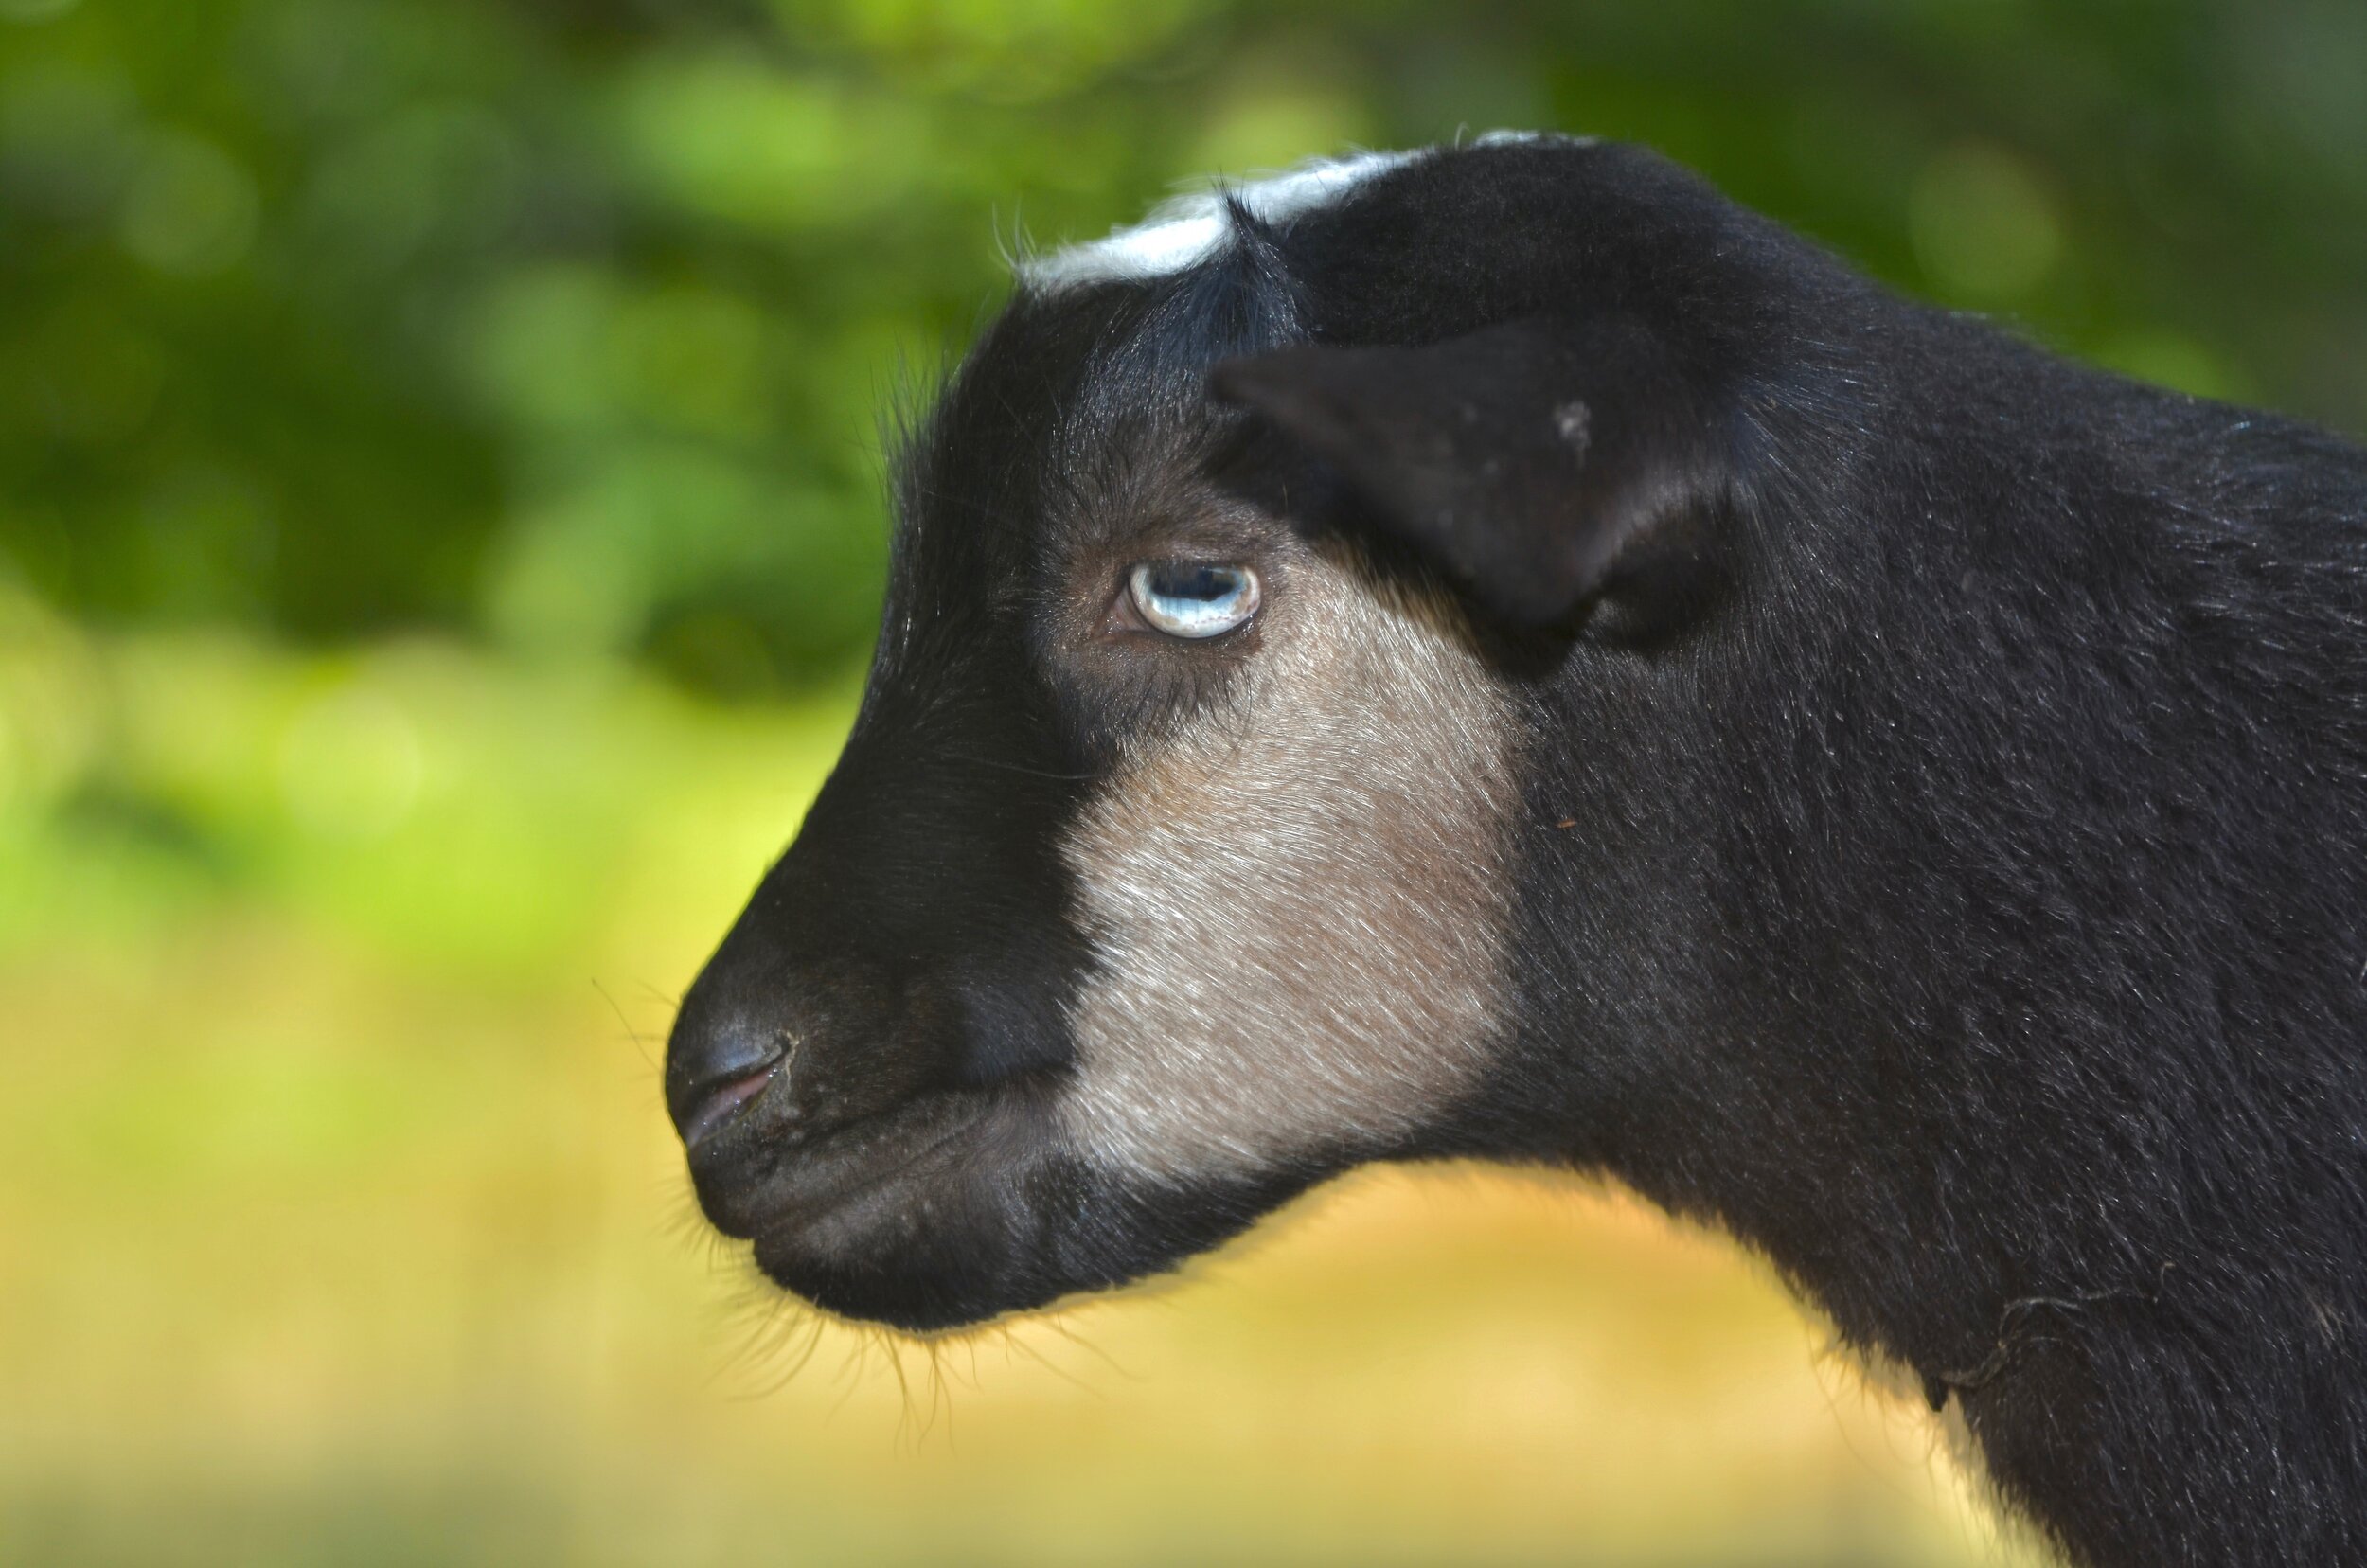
[680,1064,780,1149]
[688,1079,1007,1245]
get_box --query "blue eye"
[1128,562,1260,638]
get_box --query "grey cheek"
[1053,546,1522,1182]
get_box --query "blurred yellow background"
[6,0,2363,1562]
[0,607,2056,1565]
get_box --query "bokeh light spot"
[2096,327,2251,402]
[0,582,102,813]
[117,132,260,276]
[1909,141,2062,301]
[277,685,425,841]
[1188,78,1379,181]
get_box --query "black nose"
[666,991,790,1149]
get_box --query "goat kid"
[666,134,2367,1568]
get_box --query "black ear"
[1207,316,1730,630]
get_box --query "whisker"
[942,751,1094,781]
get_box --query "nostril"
[667,1009,792,1148]
[681,1061,781,1149]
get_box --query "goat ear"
[1207,317,1728,631]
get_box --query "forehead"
[883,134,1629,626]
[892,275,1278,614]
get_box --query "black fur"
[668,136,2367,1566]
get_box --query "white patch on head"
[1017,132,1595,293]
[1019,148,1426,291]
[1055,542,1522,1180]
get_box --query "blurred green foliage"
[3,0,2364,696]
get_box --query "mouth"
[685,1075,997,1237]
[680,1075,1072,1332]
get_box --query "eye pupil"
[1128,561,1260,639]
[1150,565,1237,600]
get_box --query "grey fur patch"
[1054,540,1522,1179]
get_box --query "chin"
[684,1070,1309,1335]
